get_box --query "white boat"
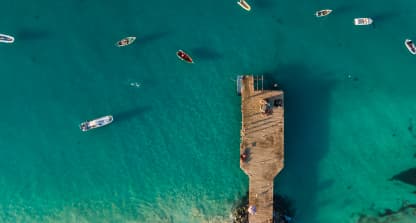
[237,0,251,11]
[0,33,14,43]
[315,9,332,17]
[405,39,416,55]
[237,75,243,96]
[80,115,113,132]
[354,18,373,26]
[115,36,136,47]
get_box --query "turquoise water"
[0,0,416,222]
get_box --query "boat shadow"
[113,106,151,123]
[190,47,222,60]
[334,5,356,14]
[372,11,401,24]
[255,0,275,9]
[139,31,170,45]
[16,28,52,41]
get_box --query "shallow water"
[0,0,415,222]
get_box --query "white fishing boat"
[315,9,332,17]
[79,115,113,132]
[354,18,373,26]
[405,39,416,55]
[0,33,14,43]
[237,0,251,11]
[115,36,136,47]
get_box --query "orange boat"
[176,50,194,63]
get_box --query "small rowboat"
[115,36,136,47]
[176,50,194,63]
[315,9,332,17]
[0,33,14,43]
[405,39,416,55]
[237,0,251,11]
[354,18,373,26]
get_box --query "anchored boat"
[80,115,113,132]
[115,36,136,47]
[315,9,332,17]
[176,50,194,63]
[354,18,373,26]
[405,39,416,55]
[237,0,251,11]
[0,33,14,43]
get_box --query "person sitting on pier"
[240,153,247,162]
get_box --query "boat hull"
[315,9,332,17]
[0,34,14,43]
[115,36,136,47]
[237,0,251,11]
[176,50,194,63]
[354,18,373,26]
[405,39,416,55]
[80,115,114,132]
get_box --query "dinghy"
[0,33,14,43]
[115,36,136,47]
[315,9,332,17]
[237,0,251,11]
[354,18,373,26]
[405,39,416,55]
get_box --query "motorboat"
[176,50,194,63]
[237,0,251,11]
[405,39,416,55]
[115,36,136,47]
[354,18,373,26]
[0,33,14,43]
[79,115,113,132]
[315,9,332,17]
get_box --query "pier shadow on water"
[263,63,333,223]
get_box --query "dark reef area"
[357,203,416,223]
[390,167,416,187]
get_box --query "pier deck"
[240,75,284,223]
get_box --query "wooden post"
[256,75,259,91]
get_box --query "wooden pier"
[239,75,284,223]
